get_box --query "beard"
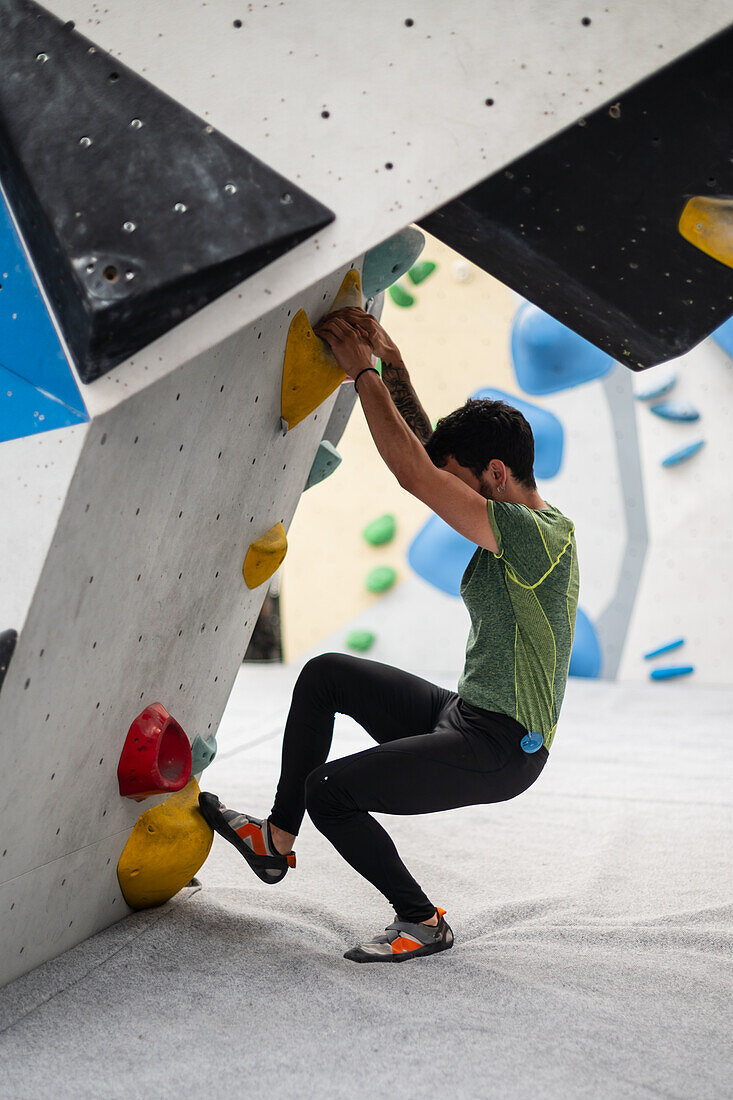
[479,475,497,501]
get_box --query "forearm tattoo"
[380,356,433,444]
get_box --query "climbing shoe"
[343,908,453,963]
[198,792,295,884]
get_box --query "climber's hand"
[315,316,374,380]
[323,308,399,363]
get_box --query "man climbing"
[199,306,579,964]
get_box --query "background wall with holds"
[289,235,731,686]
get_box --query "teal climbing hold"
[362,227,425,298]
[388,284,415,309]
[366,566,397,593]
[650,666,695,681]
[644,638,685,660]
[304,439,342,491]
[362,514,396,546]
[346,630,376,652]
[190,732,217,773]
[661,440,705,467]
[407,261,437,286]
[635,375,677,401]
[650,401,700,422]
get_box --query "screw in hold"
[123,221,136,233]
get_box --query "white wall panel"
[0,425,87,632]
[42,0,733,413]
[0,261,358,983]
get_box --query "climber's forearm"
[378,350,433,444]
[355,369,433,486]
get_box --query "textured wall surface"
[0,261,360,986]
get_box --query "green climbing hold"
[407,261,437,286]
[362,513,396,546]
[346,630,376,652]
[388,284,415,309]
[366,565,397,593]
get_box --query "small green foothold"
[362,513,396,546]
[407,261,436,286]
[346,630,376,652]
[366,565,397,593]
[388,284,415,309]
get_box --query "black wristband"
[354,366,379,393]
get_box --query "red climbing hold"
[117,703,192,801]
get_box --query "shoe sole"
[198,792,287,885]
[344,931,454,963]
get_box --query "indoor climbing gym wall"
[1,0,732,986]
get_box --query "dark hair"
[424,398,536,488]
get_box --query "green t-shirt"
[457,499,579,750]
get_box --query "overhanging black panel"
[0,0,335,383]
[420,25,733,371]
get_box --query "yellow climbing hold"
[331,268,362,311]
[243,520,288,589]
[280,270,363,431]
[678,196,733,269]
[117,777,213,909]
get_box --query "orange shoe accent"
[436,907,446,919]
[286,853,296,868]
[390,935,423,954]
[235,822,267,856]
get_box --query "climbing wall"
[2,0,732,986]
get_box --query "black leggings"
[269,653,548,923]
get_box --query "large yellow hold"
[678,196,733,269]
[117,777,213,909]
[243,520,288,589]
[281,269,363,431]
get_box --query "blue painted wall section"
[511,302,614,395]
[0,188,87,442]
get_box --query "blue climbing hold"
[304,439,342,491]
[649,401,700,422]
[650,666,695,681]
[190,732,217,773]
[644,638,685,660]
[661,440,705,467]
[635,375,677,401]
[520,730,544,754]
[0,189,87,442]
[511,302,614,395]
[362,227,425,299]
[470,387,564,479]
[569,608,602,679]
[407,513,475,598]
[711,315,733,358]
